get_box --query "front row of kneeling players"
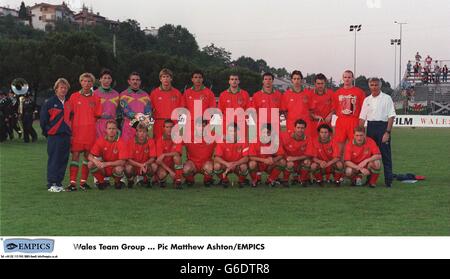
[82,117,382,191]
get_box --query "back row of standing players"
[41,68,384,191]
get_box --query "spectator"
[406,61,412,77]
[434,61,441,83]
[413,62,420,78]
[442,65,448,83]
[425,55,432,68]
[415,52,422,62]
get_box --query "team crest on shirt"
[327,147,333,154]
[364,148,369,155]
[237,97,243,104]
[274,98,280,103]
[113,148,118,154]
[171,95,178,102]
[303,96,308,103]
[144,147,149,153]
[237,147,242,153]
[301,145,306,151]
[200,95,205,101]
[89,101,96,107]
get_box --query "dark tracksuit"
[22,97,38,142]
[40,95,71,188]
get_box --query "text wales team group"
[40,68,396,192]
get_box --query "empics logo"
[3,239,54,253]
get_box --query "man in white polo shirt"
[359,77,396,187]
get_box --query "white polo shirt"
[359,92,396,122]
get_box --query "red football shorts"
[334,117,358,143]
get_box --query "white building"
[143,26,158,37]
[0,6,19,17]
[29,2,74,31]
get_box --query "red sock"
[186,175,194,183]
[369,173,380,185]
[334,172,343,181]
[81,163,89,183]
[300,169,309,182]
[93,171,105,183]
[325,166,332,180]
[175,169,183,180]
[221,174,229,182]
[250,172,257,182]
[69,163,79,184]
[204,174,212,182]
[269,168,281,182]
[238,175,245,183]
[283,170,290,181]
[314,172,323,181]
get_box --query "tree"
[156,24,199,57]
[18,2,28,19]
[233,56,259,73]
[201,43,231,65]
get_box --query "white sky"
[2,0,450,85]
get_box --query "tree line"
[0,15,393,103]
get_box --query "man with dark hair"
[119,72,152,142]
[20,93,38,143]
[214,122,250,188]
[155,119,184,189]
[94,68,120,139]
[310,124,344,186]
[281,70,312,135]
[183,117,216,187]
[88,120,128,190]
[250,73,282,135]
[248,123,285,187]
[124,123,158,188]
[344,127,382,187]
[218,73,250,136]
[280,119,314,186]
[309,73,334,138]
[183,70,216,139]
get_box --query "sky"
[2,0,450,86]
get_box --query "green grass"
[1,125,449,236]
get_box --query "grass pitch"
[1,125,449,236]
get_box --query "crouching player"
[183,118,216,187]
[125,123,158,188]
[155,119,183,189]
[310,123,344,186]
[214,123,250,188]
[248,123,286,187]
[344,127,382,187]
[88,120,128,190]
[280,119,314,187]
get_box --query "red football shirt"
[281,88,311,125]
[280,132,314,157]
[333,87,366,119]
[90,137,128,162]
[215,142,249,162]
[218,88,250,121]
[150,86,184,120]
[155,135,183,156]
[310,89,334,120]
[250,89,282,123]
[183,86,216,118]
[128,138,157,163]
[249,139,284,158]
[65,91,101,144]
[344,137,380,164]
[185,141,216,165]
[310,137,340,161]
